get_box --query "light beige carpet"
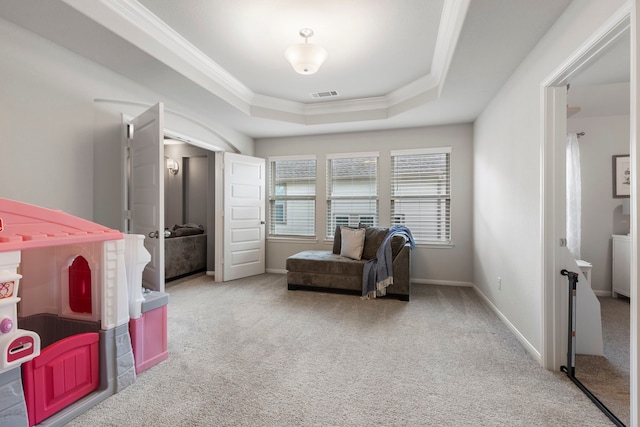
[66,274,614,426]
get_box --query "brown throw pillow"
[360,225,389,260]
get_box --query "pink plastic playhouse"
[0,198,168,426]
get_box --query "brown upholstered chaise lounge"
[286,225,412,301]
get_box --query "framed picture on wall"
[613,154,631,198]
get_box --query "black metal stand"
[560,269,625,426]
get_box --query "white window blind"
[268,156,316,237]
[391,148,451,244]
[326,152,379,237]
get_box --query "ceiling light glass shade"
[285,29,327,75]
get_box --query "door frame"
[540,2,635,420]
[214,152,224,282]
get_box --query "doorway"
[163,139,211,282]
[541,11,632,426]
[565,38,631,420]
[123,103,266,289]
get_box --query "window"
[391,148,451,244]
[268,156,316,237]
[358,216,374,227]
[326,152,379,237]
[335,215,350,227]
[274,184,286,224]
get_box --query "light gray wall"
[568,115,630,295]
[255,124,474,285]
[473,0,627,355]
[0,17,252,227]
[184,156,208,229]
[164,147,184,228]
[164,144,210,228]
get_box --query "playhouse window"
[69,256,92,313]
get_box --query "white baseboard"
[411,278,473,287]
[266,268,287,275]
[593,289,612,297]
[472,285,542,365]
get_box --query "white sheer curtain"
[566,133,581,259]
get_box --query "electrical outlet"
[498,276,502,291]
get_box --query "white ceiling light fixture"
[285,28,328,75]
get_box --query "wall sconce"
[166,158,179,175]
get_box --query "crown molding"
[62,0,469,126]
[112,0,254,101]
[62,0,254,114]
[431,0,471,94]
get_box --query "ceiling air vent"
[311,90,339,99]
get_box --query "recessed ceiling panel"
[138,0,442,103]
[0,0,576,138]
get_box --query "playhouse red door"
[22,333,99,426]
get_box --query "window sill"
[267,237,319,244]
[416,242,454,249]
[266,238,453,249]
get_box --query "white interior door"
[222,152,266,281]
[129,102,165,292]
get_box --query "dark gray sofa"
[286,226,411,301]
[165,234,206,280]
